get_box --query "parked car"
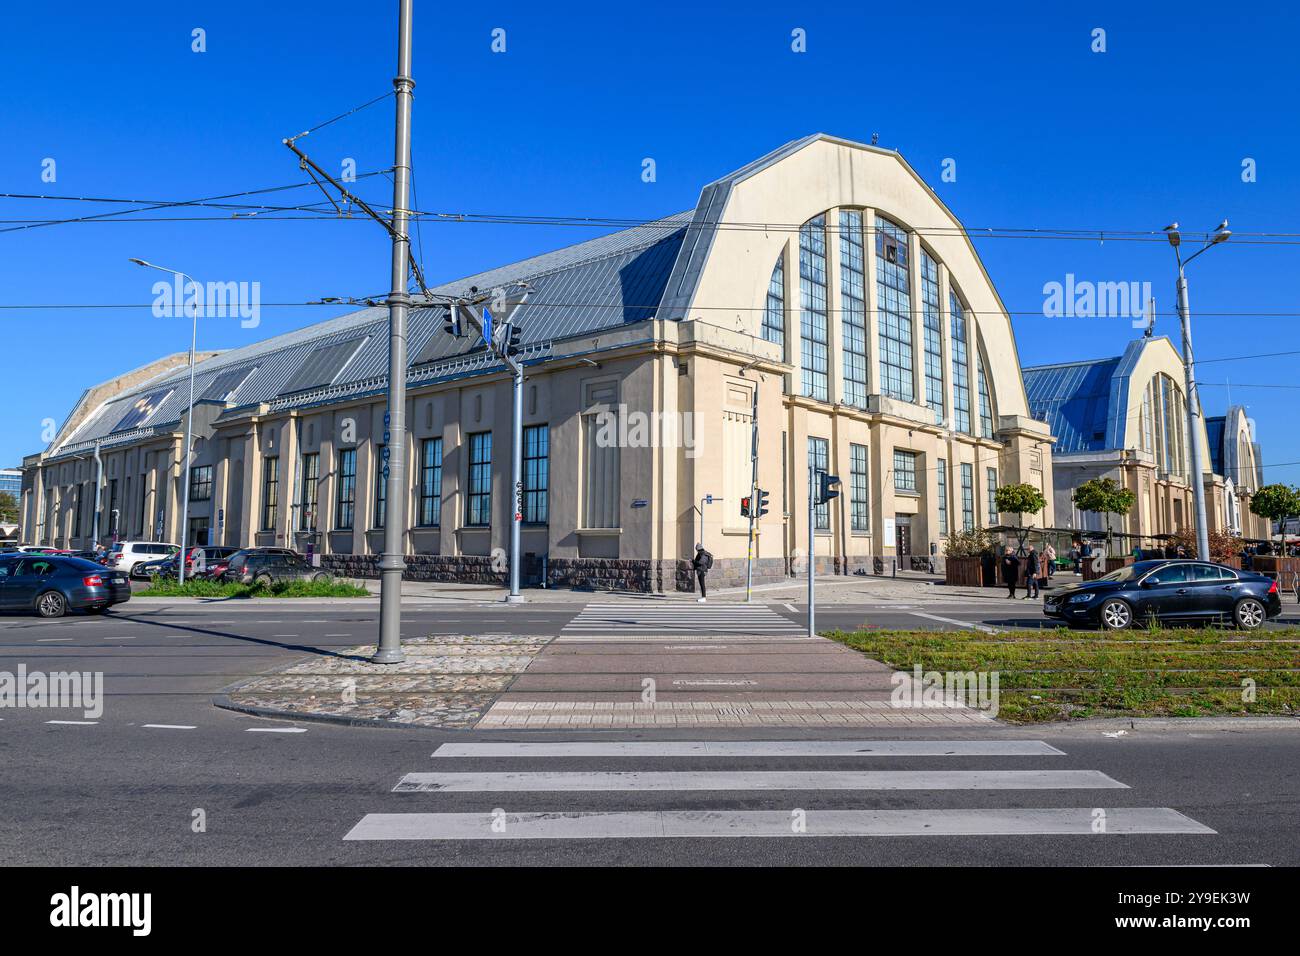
[1044,559,1282,630]
[223,551,329,587]
[211,548,297,582]
[153,545,242,580]
[107,542,181,578]
[0,554,131,617]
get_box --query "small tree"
[1072,477,1136,546]
[0,491,17,524]
[994,482,1047,554]
[1249,483,1300,552]
[1169,527,1243,563]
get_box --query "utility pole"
[744,385,758,602]
[373,0,415,665]
[808,466,816,638]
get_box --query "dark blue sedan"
[1044,559,1282,630]
[0,555,132,617]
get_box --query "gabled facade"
[24,134,1055,588]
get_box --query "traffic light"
[740,495,751,517]
[817,472,841,505]
[755,488,771,517]
[443,305,462,337]
[505,322,522,357]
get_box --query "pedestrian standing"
[1023,546,1041,599]
[692,543,713,603]
[1044,543,1056,579]
[1000,546,1019,598]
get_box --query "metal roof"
[1023,356,1122,453]
[49,211,692,456]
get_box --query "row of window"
[257,426,549,532]
[805,439,996,535]
[770,210,997,439]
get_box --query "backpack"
[696,549,713,572]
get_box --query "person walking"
[692,543,713,602]
[1022,545,1041,599]
[1044,542,1056,579]
[1000,546,1019,598]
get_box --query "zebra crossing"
[343,738,1215,843]
[559,602,808,641]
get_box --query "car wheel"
[36,591,67,619]
[253,573,274,588]
[131,563,145,579]
[1099,598,1133,631]
[1234,598,1266,631]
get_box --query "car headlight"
[1067,593,1097,604]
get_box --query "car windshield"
[1098,565,1139,583]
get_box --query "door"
[895,515,912,556]
[0,561,16,608]
[1186,563,1239,621]
[6,557,57,610]
[1136,563,1195,620]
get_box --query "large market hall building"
[21,134,1056,591]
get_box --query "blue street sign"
[705,494,714,504]
[481,307,493,348]
[631,499,648,508]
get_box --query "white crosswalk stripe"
[561,602,805,640]
[343,738,1217,843]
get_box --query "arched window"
[950,289,972,435]
[920,250,944,414]
[874,216,913,401]
[839,210,868,408]
[798,216,829,401]
[976,352,995,438]
[762,254,785,347]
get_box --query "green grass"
[824,625,1300,723]
[139,577,370,599]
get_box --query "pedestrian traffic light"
[817,472,841,505]
[740,495,751,517]
[755,488,771,517]
[505,322,522,357]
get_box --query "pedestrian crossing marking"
[393,769,1126,792]
[344,807,1214,841]
[430,740,1066,758]
[562,602,805,640]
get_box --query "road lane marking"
[345,807,1213,840]
[245,726,307,733]
[784,603,798,612]
[143,724,196,730]
[46,720,99,725]
[37,638,74,642]
[432,740,1066,758]
[103,635,136,639]
[395,769,1125,792]
[910,612,998,634]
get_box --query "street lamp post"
[129,258,200,583]
[1164,221,1231,562]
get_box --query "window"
[135,477,146,536]
[189,465,212,502]
[762,254,785,347]
[799,215,829,402]
[850,443,869,532]
[920,251,945,414]
[986,467,998,523]
[937,458,949,535]
[335,449,356,530]
[950,290,972,434]
[977,357,994,438]
[108,478,119,536]
[299,453,319,530]
[522,424,549,524]
[466,432,492,527]
[261,457,279,530]
[418,438,442,527]
[808,437,829,531]
[582,389,620,528]
[893,450,918,493]
[372,445,386,528]
[1140,382,1154,452]
[840,210,868,408]
[875,216,914,402]
[960,463,974,531]
[72,484,82,538]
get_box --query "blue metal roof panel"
[1023,356,1122,453]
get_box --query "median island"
[139,578,370,598]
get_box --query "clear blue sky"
[2,0,1297,479]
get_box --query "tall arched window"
[839,210,868,408]
[920,250,944,414]
[875,217,913,402]
[950,289,972,435]
[799,216,829,401]
[762,254,784,347]
[976,353,994,438]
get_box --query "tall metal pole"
[374,0,415,664]
[744,384,758,602]
[1176,268,1211,561]
[808,465,816,638]
[508,362,524,602]
[177,289,198,583]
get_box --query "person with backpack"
[692,543,713,602]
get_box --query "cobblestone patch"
[477,699,995,728]
[219,634,549,728]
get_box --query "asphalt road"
[1,598,1297,866]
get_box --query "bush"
[943,527,995,558]
[140,577,369,598]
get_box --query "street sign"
[705,494,714,504]
[631,499,648,508]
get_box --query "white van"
[108,541,180,577]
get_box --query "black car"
[0,554,131,617]
[212,548,298,582]
[224,551,329,586]
[1044,559,1282,630]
